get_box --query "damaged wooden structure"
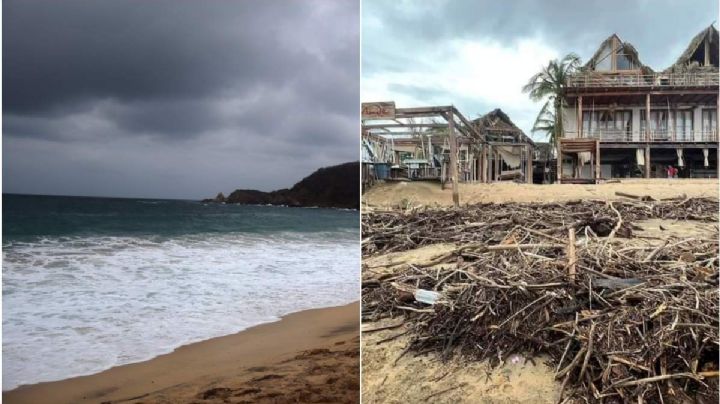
[561,25,719,180]
[361,103,482,206]
[557,138,600,184]
[362,103,534,205]
[472,109,535,183]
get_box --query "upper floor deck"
[567,72,718,91]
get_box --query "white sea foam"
[2,232,359,390]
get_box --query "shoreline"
[3,301,360,404]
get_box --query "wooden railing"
[567,72,719,88]
[564,130,718,142]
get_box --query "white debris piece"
[414,289,441,305]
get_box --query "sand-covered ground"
[362,320,560,404]
[363,178,719,208]
[4,303,359,404]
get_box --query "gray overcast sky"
[362,0,717,141]
[4,0,359,199]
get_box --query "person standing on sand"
[666,165,674,179]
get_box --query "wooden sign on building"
[362,102,395,120]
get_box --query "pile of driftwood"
[362,197,719,403]
[362,197,717,256]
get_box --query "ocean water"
[2,194,359,390]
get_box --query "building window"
[641,111,669,139]
[595,43,613,71]
[583,110,631,139]
[615,52,635,70]
[702,109,718,135]
[593,36,637,72]
[672,110,693,141]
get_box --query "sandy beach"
[362,178,719,208]
[3,302,360,404]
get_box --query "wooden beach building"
[361,103,534,205]
[559,25,719,182]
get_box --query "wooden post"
[526,144,533,183]
[447,110,460,207]
[645,93,651,142]
[595,140,601,180]
[441,162,446,189]
[578,96,583,138]
[495,149,500,181]
[486,144,492,183]
[556,140,562,183]
[645,93,651,179]
[705,36,710,66]
[567,228,576,283]
[481,146,487,183]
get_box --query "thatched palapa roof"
[582,34,654,74]
[664,24,719,73]
[472,109,534,146]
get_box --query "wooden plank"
[645,93,651,142]
[567,228,576,282]
[447,110,460,207]
[450,106,486,143]
[556,141,562,183]
[526,144,533,183]
[578,96,583,138]
[362,123,447,129]
[595,139,601,180]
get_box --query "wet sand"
[4,302,359,404]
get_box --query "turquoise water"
[2,194,359,389]
[3,194,358,241]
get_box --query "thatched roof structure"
[582,34,654,74]
[472,109,534,146]
[664,24,718,73]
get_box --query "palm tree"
[523,53,581,151]
[530,101,559,145]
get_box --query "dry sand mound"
[362,179,719,208]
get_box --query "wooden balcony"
[567,72,719,89]
[564,130,718,143]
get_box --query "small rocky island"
[203,162,359,209]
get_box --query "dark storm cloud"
[4,0,359,198]
[364,0,717,73]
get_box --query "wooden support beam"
[526,144,533,183]
[566,89,718,97]
[645,93,651,142]
[447,110,460,207]
[479,146,485,183]
[494,149,500,181]
[705,36,710,66]
[362,123,448,130]
[578,96,583,138]
[485,145,490,183]
[556,142,562,183]
[595,140,601,180]
[645,146,651,178]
